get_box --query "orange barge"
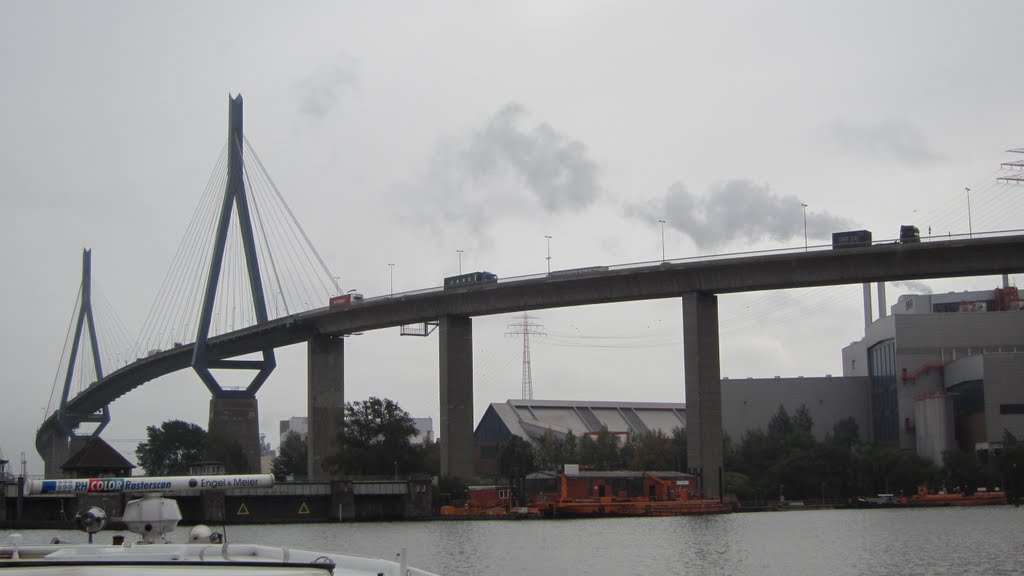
[441,470,730,519]
[907,485,1007,507]
[535,470,730,517]
[440,485,544,518]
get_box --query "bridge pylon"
[192,94,275,473]
[43,248,111,477]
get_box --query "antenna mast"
[505,313,545,400]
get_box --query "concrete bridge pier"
[439,315,474,478]
[208,397,261,473]
[39,429,71,478]
[308,334,344,480]
[682,291,723,499]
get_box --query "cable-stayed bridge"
[37,96,1024,493]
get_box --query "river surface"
[6,506,1023,575]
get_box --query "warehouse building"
[473,399,686,475]
[473,285,1023,472]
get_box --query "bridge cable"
[239,156,287,318]
[45,284,82,420]
[242,144,317,313]
[242,147,314,314]
[133,142,228,356]
[167,164,223,344]
[246,161,299,316]
[245,137,338,296]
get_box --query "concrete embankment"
[3,477,434,529]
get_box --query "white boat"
[0,474,438,575]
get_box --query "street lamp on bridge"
[966,187,973,238]
[658,220,666,262]
[387,263,395,297]
[545,235,552,273]
[801,203,808,251]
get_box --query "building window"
[868,339,898,445]
[1000,404,1024,415]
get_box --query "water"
[6,507,1023,575]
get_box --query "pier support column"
[439,315,474,478]
[40,428,71,478]
[682,292,723,499]
[308,335,344,481]
[208,397,261,474]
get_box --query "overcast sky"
[2,1,1023,474]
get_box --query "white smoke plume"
[892,280,933,295]
[628,180,856,250]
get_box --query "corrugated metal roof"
[508,399,686,410]
[483,399,687,443]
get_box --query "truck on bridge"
[329,291,363,306]
[444,271,497,289]
[831,230,872,249]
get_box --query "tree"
[996,431,1024,503]
[536,431,568,470]
[417,438,441,475]
[793,405,814,435]
[272,431,308,480]
[135,420,207,476]
[563,431,580,463]
[327,397,419,477]
[579,427,622,470]
[498,435,536,478]
[767,405,792,438]
[206,431,249,474]
[630,430,673,471]
[826,417,860,449]
[672,427,688,472]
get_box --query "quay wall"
[3,477,433,529]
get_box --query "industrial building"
[279,416,309,442]
[473,284,1023,472]
[720,375,870,443]
[412,418,435,445]
[842,285,1024,462]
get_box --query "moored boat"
[442,470,731,519]
[907,485,1007,507]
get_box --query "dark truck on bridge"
[444,271,497,289]
[831,230,872,248]
[900,225,921,243]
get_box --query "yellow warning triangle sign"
[237,502,250,516]
[298,502,310,515]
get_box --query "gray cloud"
[463,103,601,211]
[892,280,933,295]
[406,103,602,236]
[628,180,856,250]
[295,63,357,120]
[825,120,945,166]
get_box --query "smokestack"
[877,282,887,319]
[1003,273,1010,288]
[863,283,872,328]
